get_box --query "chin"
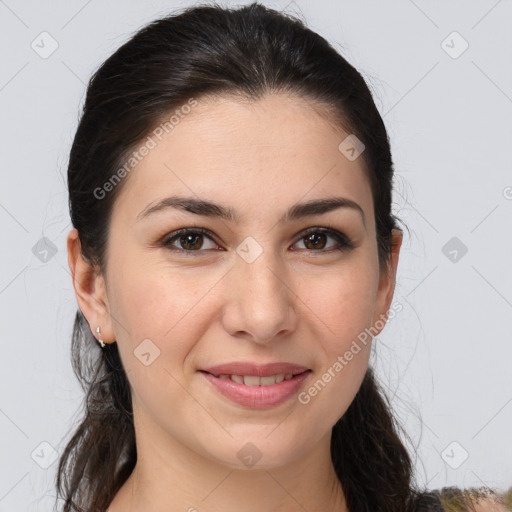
[201,434,310,471]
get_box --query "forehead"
[112,92,374,226]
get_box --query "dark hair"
[56,2,502,511]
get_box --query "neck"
[107,411,348,512]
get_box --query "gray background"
[1,0,511,510]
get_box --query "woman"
[57,2,509,511]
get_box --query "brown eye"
[293,228,353,253]
[178,233,203,250]
[160,226,353,256]
[162,228,219,253]
[302,232,328,250]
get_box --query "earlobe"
[66,228,115,345]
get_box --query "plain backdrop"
[1,0,511,510]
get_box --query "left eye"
[294,227,352,252]
[161,227,352,254]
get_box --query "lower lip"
[200,371,311,409]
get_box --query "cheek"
[293,257,377,417]
[295,265,376,432]
[107,257,220,391]
[299,257,378,347]
[109,268,208,420]
[109,255,211,341]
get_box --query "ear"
[371,228,403,334]
[66,228,116,345]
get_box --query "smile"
[199,369,312,409]
[208,373,297,385]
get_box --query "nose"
[220,249,298,345]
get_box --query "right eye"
[161,228,221,254]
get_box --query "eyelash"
[160,226,354,256]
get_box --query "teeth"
[261,375,278,386]
[243,375,260,386]
[213,373,296,385]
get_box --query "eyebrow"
[136,195,366,226]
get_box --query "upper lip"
[200,362,311,377]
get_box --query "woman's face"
[84,93,400,469]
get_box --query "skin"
[67,92,403,512]
[474,499,510,512]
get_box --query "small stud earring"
[96,326,106,348]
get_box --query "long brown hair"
[56,3,501,511]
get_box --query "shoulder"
[434,486,511,512]
[471,497,510,512]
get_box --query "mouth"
[198,369,312,409]
[199,370,309,385]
